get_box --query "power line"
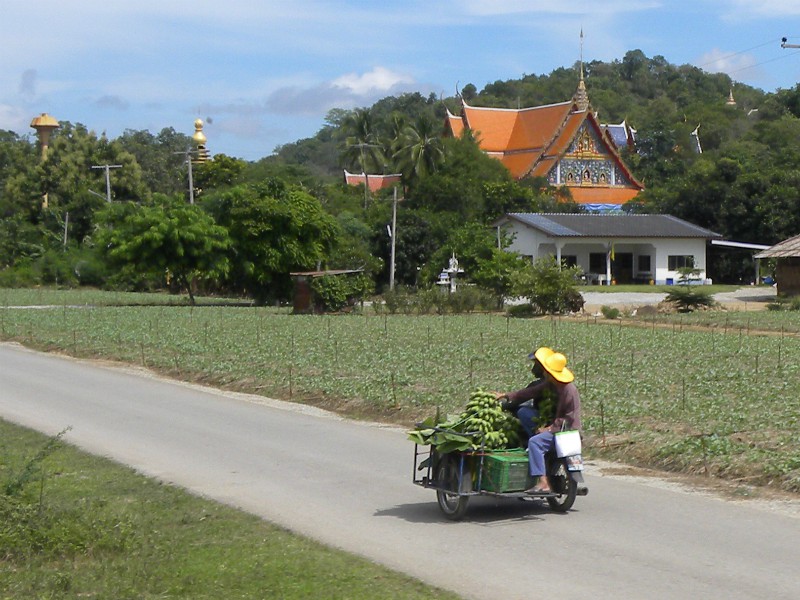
[725,49,800,78]
[696,38,781,71]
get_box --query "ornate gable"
[445,81,643,210]
[548,121,637,189]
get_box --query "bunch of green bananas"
[460,389,519,450]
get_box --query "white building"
[494,213,722,285]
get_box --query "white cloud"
[0,104,31,135]
[461,0,660,16]
[196,67,423,119]
[721,0,800,19]
[331,67,415,96]
[696,48,761,79]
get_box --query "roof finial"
[573,28,589,111]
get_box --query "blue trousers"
[516,405,539,438]
[527,431,554,477]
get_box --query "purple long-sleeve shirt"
[506,379,582,432]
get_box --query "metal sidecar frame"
[412,430,586,520]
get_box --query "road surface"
[1,342,798,600]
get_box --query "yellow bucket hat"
[529,347,554,363]
[541,352,574,383]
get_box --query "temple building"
[343,170,402,193]
[444,75,643,212]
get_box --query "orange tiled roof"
[447,102,574,178]
[446,111,465,138]
[445,97,644,198]
[567,187,641,205]
[344,170,402,192]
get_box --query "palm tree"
[341,108,386,208]
[393,115,445,185]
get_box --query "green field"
[0,420,461,599]
[1,288,799,492]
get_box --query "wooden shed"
[289,269,363,314]
[755,234,800,296]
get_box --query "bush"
[601,305,621,319]
[506,303,537,318]
[513,257,585,315]
[382,286,414,314]
[665,286,715,312]
[766,296,800,311]
[379,286,498,315]
[310,273,373,312]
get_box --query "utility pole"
[90,164,122,202]
[174,149,197,204]
[389,186,399,290]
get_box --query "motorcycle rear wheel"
[546,460,577,512]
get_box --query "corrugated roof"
[754,234,800,258]
[504,213,722,239]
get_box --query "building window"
[561,255,578,268]
[668,255,695,270]
[589,252,606,273]
[638,255,651,272]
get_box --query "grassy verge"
[0,287,256,308]
[0,419,461,599]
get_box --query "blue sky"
[2,1,800,161]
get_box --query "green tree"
[341,108,386,175]
[512,256,584,315]
[118,127,194,196]
[210,179,340,303]
[392,115,445,185]
[95,196,230,304]
[194,153,246,191]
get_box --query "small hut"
[289,269,363,313]
[755,234,800,296]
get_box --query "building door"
[613,253,634,283]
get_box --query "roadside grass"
[0,419,461,600]
[0,287,256,308]
[1,289,799,492]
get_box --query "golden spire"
[192,118,210,163]
[573,29,589,111]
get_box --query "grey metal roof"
[754,234,800,258]
[504,213,722,239]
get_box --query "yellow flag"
[610,242,615,261]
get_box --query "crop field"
[629,307,800,334]
[2,288,800,492]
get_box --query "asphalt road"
[2,342,799,600]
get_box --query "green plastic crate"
[479,449,534,492]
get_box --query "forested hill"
[274,50,800,273]
[2,50,800,296]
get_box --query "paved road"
[582,286,777,311]
[2,342,799,600]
